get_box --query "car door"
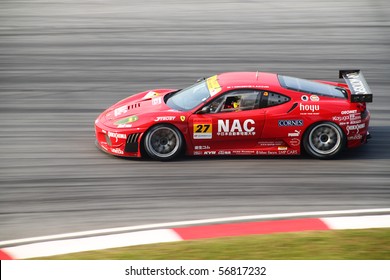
[188,89,266,154]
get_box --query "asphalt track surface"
[1,0,389,241]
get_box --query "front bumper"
[94,121,143,157]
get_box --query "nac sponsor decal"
[193,118,212,139]
[217,119,255,136]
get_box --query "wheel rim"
[147,127,179,158]
[308,124,341,155]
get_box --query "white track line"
[3,229,182,260]
[323,215,390,230]
[1,208,390,246]
[3,214,390,260]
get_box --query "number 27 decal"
[193,119,212,139]
[195,124,211,133]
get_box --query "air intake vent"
[128,103,141,110]
[127,133,141,143]
[125,133,141,153]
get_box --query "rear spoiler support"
[339,70,373,103]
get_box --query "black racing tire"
[303,122,346,159]
[143,124,184,161]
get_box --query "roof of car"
[217,72,280,89]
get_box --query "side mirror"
[197,106,210,114]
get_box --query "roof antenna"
[256,70,259,80]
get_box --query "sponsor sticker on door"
[193,118,212,139]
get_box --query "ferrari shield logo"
[180,116,186,122]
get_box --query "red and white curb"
[1,209,389,259]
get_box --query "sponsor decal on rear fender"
[278,120,303,127]
[299,103,320,115]
[289,138,301,146]
[288,130,301,137]
[333,110,362,126]
[346,123,365,135]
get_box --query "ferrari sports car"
[95,70,372,160]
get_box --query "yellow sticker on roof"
[143,91,159,99]
[206,75,222,96]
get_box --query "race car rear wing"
[339,70,373,103]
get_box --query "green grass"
[32,228,390,260]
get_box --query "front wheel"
[303,122,346,159]
[143,124,184,161]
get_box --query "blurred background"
[0,0,389,241]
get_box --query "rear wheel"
[143,124,184,161]
[303,122,345,159]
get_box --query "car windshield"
[278,75,347,98]
[166,80,211,111]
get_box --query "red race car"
[95,70,372,160]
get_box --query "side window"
[209,95,225,113]
[259,91,290,108]
[208,90,261,113]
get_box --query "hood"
[100,89,176,127]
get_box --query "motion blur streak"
[0,0,389,241]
